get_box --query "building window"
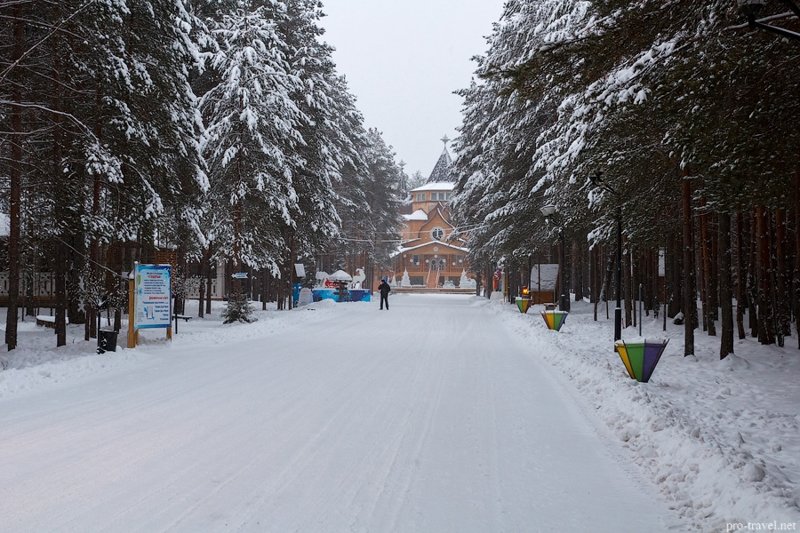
[415,193,426,202]
[428,257,446,270]
[412,255,420,265]
[431,227,444,241]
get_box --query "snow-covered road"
[0,294,676,532]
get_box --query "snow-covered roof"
[329,269,352,281]
[427,146,453,183]
[411,182,455,192]
[402,209,429,221]
[394,241,469,256]
[0,212,8,237]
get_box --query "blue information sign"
[135,264,172,330]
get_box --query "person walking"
[378,278,391,310]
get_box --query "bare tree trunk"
[775,209,791,340]
[756,206,775,345]
[682,176,696,356]
[701,212,716,336]
[719,213,734,359]
[748,211,759,337]
[114,243,131,333]
[795,173,800,349]
[697,215,708,332]
[485,264,493,299]
[772,210,786,347]
[51,30,67,346]
[624,247,633,328]
[571,240,581,302]
[54,242,67,346]
[711,218,719,324]
[604,247,613,320]
[648,249,657,316]
[288,235,295,311]
[198,250,207,318]
[735,212,747,340]
[4,6,25,350]
[84,85,104,341]
[205,258,213,316]
[592,246,600,321]
[668,234,682,318]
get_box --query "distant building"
[383,138,474,290]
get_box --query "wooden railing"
[0,273,224,304]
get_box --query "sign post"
[128,262,172,348]
[127,266,137,348]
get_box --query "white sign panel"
[530,264,559,291]
[658,248,666,277]
[135,264,172,329]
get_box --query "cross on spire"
[441,134,450,147]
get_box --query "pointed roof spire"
[427,135,453,183]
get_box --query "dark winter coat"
[378,281,391,297]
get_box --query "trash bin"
[97,329,118,354]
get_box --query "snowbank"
[488,298,800,531]
[0,301,345,400]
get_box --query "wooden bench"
[174,314,193,322]
[35,315,69,328]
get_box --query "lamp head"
[540,204,557,218]
[589,172,604,187]
[738,0,766,19]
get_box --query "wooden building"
[380,140,475,290]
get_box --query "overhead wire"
[336,221,490,245]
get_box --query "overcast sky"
[321,0,505,179]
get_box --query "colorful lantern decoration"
[614,339,669,383]
[516,297,531,314]
[541,310,568,331]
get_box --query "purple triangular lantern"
[640,339,669,383]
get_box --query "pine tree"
[201,0,305,270]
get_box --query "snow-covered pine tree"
[221,284,255,324]
[274,0,349,302]
[361,129,404,270]
[453,0,800,358]
[200,0,307,321]
[1,0,206,346]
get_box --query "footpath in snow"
[0,294,797,532]
[1,295,676,532]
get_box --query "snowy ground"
[496,297,800,532]
[0,295,797,532]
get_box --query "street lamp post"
[540,205,570,312]
[590,173,623,342]
[614,204,623,342]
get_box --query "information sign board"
[135,264,172,329]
